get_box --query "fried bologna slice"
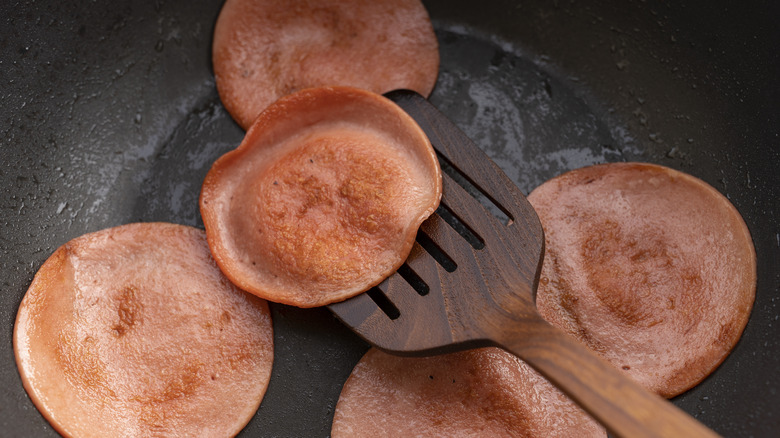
[212,0,439,129]
[200,86,442,308]
[332,348,606,437]
[528,162,756,398]
[14,223,273,437]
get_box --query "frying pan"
[1,0,777,436]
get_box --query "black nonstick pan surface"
[1,0,778,436]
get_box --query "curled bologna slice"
[200,86,442,308]
[332,348,606,437]
[529,162,756,398]
[212,0,440,129]
[14,222,274,438]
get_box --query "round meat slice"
[212,0,440,129]
[14,223,274,438]
[528,162,756,398]
[200,86,442,308]
[332,348,606,437]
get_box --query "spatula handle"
[501,317,720,438]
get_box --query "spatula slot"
[436,203,485,250]
[436,150,513,226]
[396,263,429,296]
[366,287,400,320]
[416,230,457,273]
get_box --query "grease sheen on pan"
[212,0,440,129]
[528,162,756,398]
[14,223,274,438]
[332,348,606,437]
[200,86,442,308]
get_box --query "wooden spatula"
[328,90,719,438]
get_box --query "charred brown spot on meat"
[112,286,142,337]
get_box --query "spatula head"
[328,90,545,356]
